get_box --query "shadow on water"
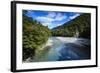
[57,38,91,61]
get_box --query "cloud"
[70,14,80,20]
[35,16,54,23]
[35,12,67,25]
[54,13,67,21]
[47,12,67,21]
[47,12,56,18]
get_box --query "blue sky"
[24,10,81,29]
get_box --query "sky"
[24,10,81,29]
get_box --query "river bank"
[24,37,90,62]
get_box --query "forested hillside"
[23,15,51,60]
[52,13,91,38]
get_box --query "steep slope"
[23,16,51,60]
[52,13,91,38]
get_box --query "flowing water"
[25,37,90,62]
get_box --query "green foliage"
[23,16,51,60]
[52,13,91,38]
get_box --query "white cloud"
[70,14,80,20]
[35,12,67,23]
[54,13,67,21]
[47,12,56,18]
[35,16,54,23]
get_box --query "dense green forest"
[23,12,91,61]
[23,15,51,60]
[52,13,91,38]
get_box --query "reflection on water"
[24,37,90,62]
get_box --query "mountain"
[51,13,91,38]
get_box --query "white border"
[16,3,96,70]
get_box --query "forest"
[22,11,91,61]
[23,13,51,60]
[52,13,91,39]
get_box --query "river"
[25,37,90,62]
